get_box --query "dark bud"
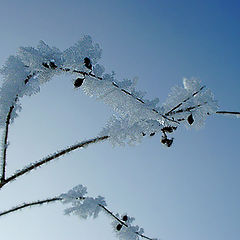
[161,126,177,133]
[116,224,123,231]
[122,215,128,222]
[49,61,57,69]
[42,62,49,68]
[142,132,146,136]
[150,132,155,137]
[161,137,174,147]
[84,57,92,70]
[74,78,84,88]
[187,114,194,125]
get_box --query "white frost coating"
[82,73,167,128]
[60,185,106,219]
[0,36,102,128]
[63,35,102,71]
[112,214,145,240]
[0,56,38,127]
[163,78,219,128]
[100,116,163,146]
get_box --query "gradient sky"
[0,1,239,240]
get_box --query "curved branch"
[0,136,109,189]
[0,73,35,183]
[41,63,179,125]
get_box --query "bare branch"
[0,136,109,188]
[216,111,240,116]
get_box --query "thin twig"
[0,73,35,183]
[0,197,62,217]
[216,111,240,116]
[0,136,109,189]
[41,64,179,125]
[0,197,156,240]
[165,86,206,116]
[1,105,15,182]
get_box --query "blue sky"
[0,1,239,240]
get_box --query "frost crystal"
[60,185,106,219]
[112,214,145,240]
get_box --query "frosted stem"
[0,197,155,240]
[41,63,179,125]
[0,105,15,182]
[0,197,62,217]
[165,85,205,116]
[0,136,109,188]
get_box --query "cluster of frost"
[162,78,219,128]
[111,214,155,240]
[0,36,102,127]
[60,185,106,219]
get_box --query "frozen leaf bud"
[74,78,84,88]
[187,114,194,125]
[49,61,57,69]
[84,57,92,70]
[42,62,49,68]
[122,215,128,222]
[116,224,123,231]
[161,137,173,147]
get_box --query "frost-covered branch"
[0,185,158,240]
[0,197,62,217]
[0,136,108,189]
[0,72,35,183]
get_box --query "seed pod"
[49,61,57,69]
[116,224,123,231]
[122,215,128,222]
[84,57,92,70]
[42,62,49,68]
[74,78,84,88]
[187,114,194,125]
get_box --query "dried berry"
[49,61,57,69]
[150,132,155,136]
[84,57,92,70]
[42,62,49,68]
[74,78,84,88]
[187,114,194,125]
[116,224,122,231]
[122,215,128,222]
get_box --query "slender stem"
[0,197,155,240]
[165,86,205,116]
[1,105,15,182]
[41,64,179,125]
[0,136,109,189]
[0,197,62,217]
[216,111,240,116]
[0,73,35,183]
